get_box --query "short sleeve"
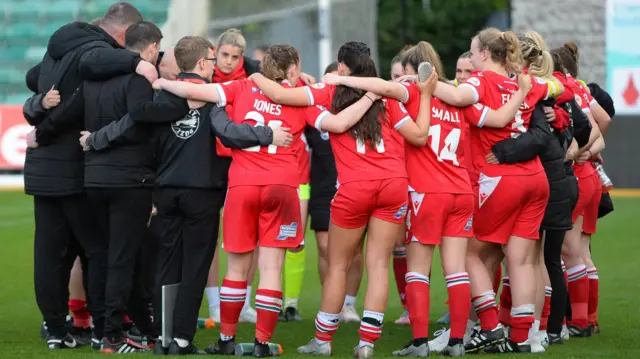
[304,83,334,108]
[400,82,421,106]
[303,105,332,131]
[213,79,245,107]
[386,99,412,131]
[459,72,486,103]
[462,102,490,128]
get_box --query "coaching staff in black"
[56,21,164,353]
[128,36,292,355]
[21,2,157,351]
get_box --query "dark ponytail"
[331,53,385,149]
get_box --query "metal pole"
[318,0,332,77]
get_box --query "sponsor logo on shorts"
[394,204,408,219]
[464,216,473,231]
[277,222,299,240]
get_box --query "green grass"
[0,191,639,358]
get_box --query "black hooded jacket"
[22,22,143,196]
[490,99,593,231]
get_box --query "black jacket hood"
[47,21,122,60]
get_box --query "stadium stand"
[0,0,170,104]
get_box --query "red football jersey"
[459,70,549,177]
[215,79,330,187]
[313,97,409,184]
[296,132,311,184]
[400,82,472,194]
[304,83,336,108]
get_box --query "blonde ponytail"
[476,28,523,75]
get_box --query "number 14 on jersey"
[428,124,461,166]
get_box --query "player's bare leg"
[392,241,435,357]
[282,198,309,321]
[581,233,599,334]
[463,239,505,353]
[562,216,590,336]
[392,234,409,325]
[342,244,363,322]
[298,223,367,356]
[495,235,537,352]
[206,251,254,355]
[240,251,259,323]
[315,231,329,283]
[355,217,404,357]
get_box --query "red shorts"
[473,171,549,244]
[330,178,408,229]
[407,192,474,245]
[572,172,601,235]
[223,185,303,253]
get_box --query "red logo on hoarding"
[0,105,31,169]
[623,74,639,106]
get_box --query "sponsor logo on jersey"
[277,222,299,240]
[311,83,325,89]
[464,216,473,231]
[574,94,583,106]
[468,77,481,87]
[320,131,330,140]
[171,110,200,139]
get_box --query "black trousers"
[33,194,108,338]
[87,187,152,340]
[543,229,567,334]
[153,188,225,341]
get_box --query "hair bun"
[563,42,579,60]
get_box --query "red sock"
[540,286,552,331]
[498,277,512,326]
[405,272,430,339]
[510,305,535,343]
[472,292,499,331]
[587,268,599,325]
[359,310,384,345]
[255,289,282,343]
[315,312,340,343]
[567,265,589,328]
[68,299,91,328]
[220,278,248,338]
[493,266,502,295]
[393,247,408,308]
[446,273,471,340]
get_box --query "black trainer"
[253,339,272,358]
[284,307,302,322]
[568,324,592,338]
[69,326,92,346]
[91,333,102,350]
[484,339,531,353]
[100,337,150,354]
[548,333,564,345]
[205,338,236,355]
[168,340,206,355]
[46,332,88,350]
[464,324,506,353]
